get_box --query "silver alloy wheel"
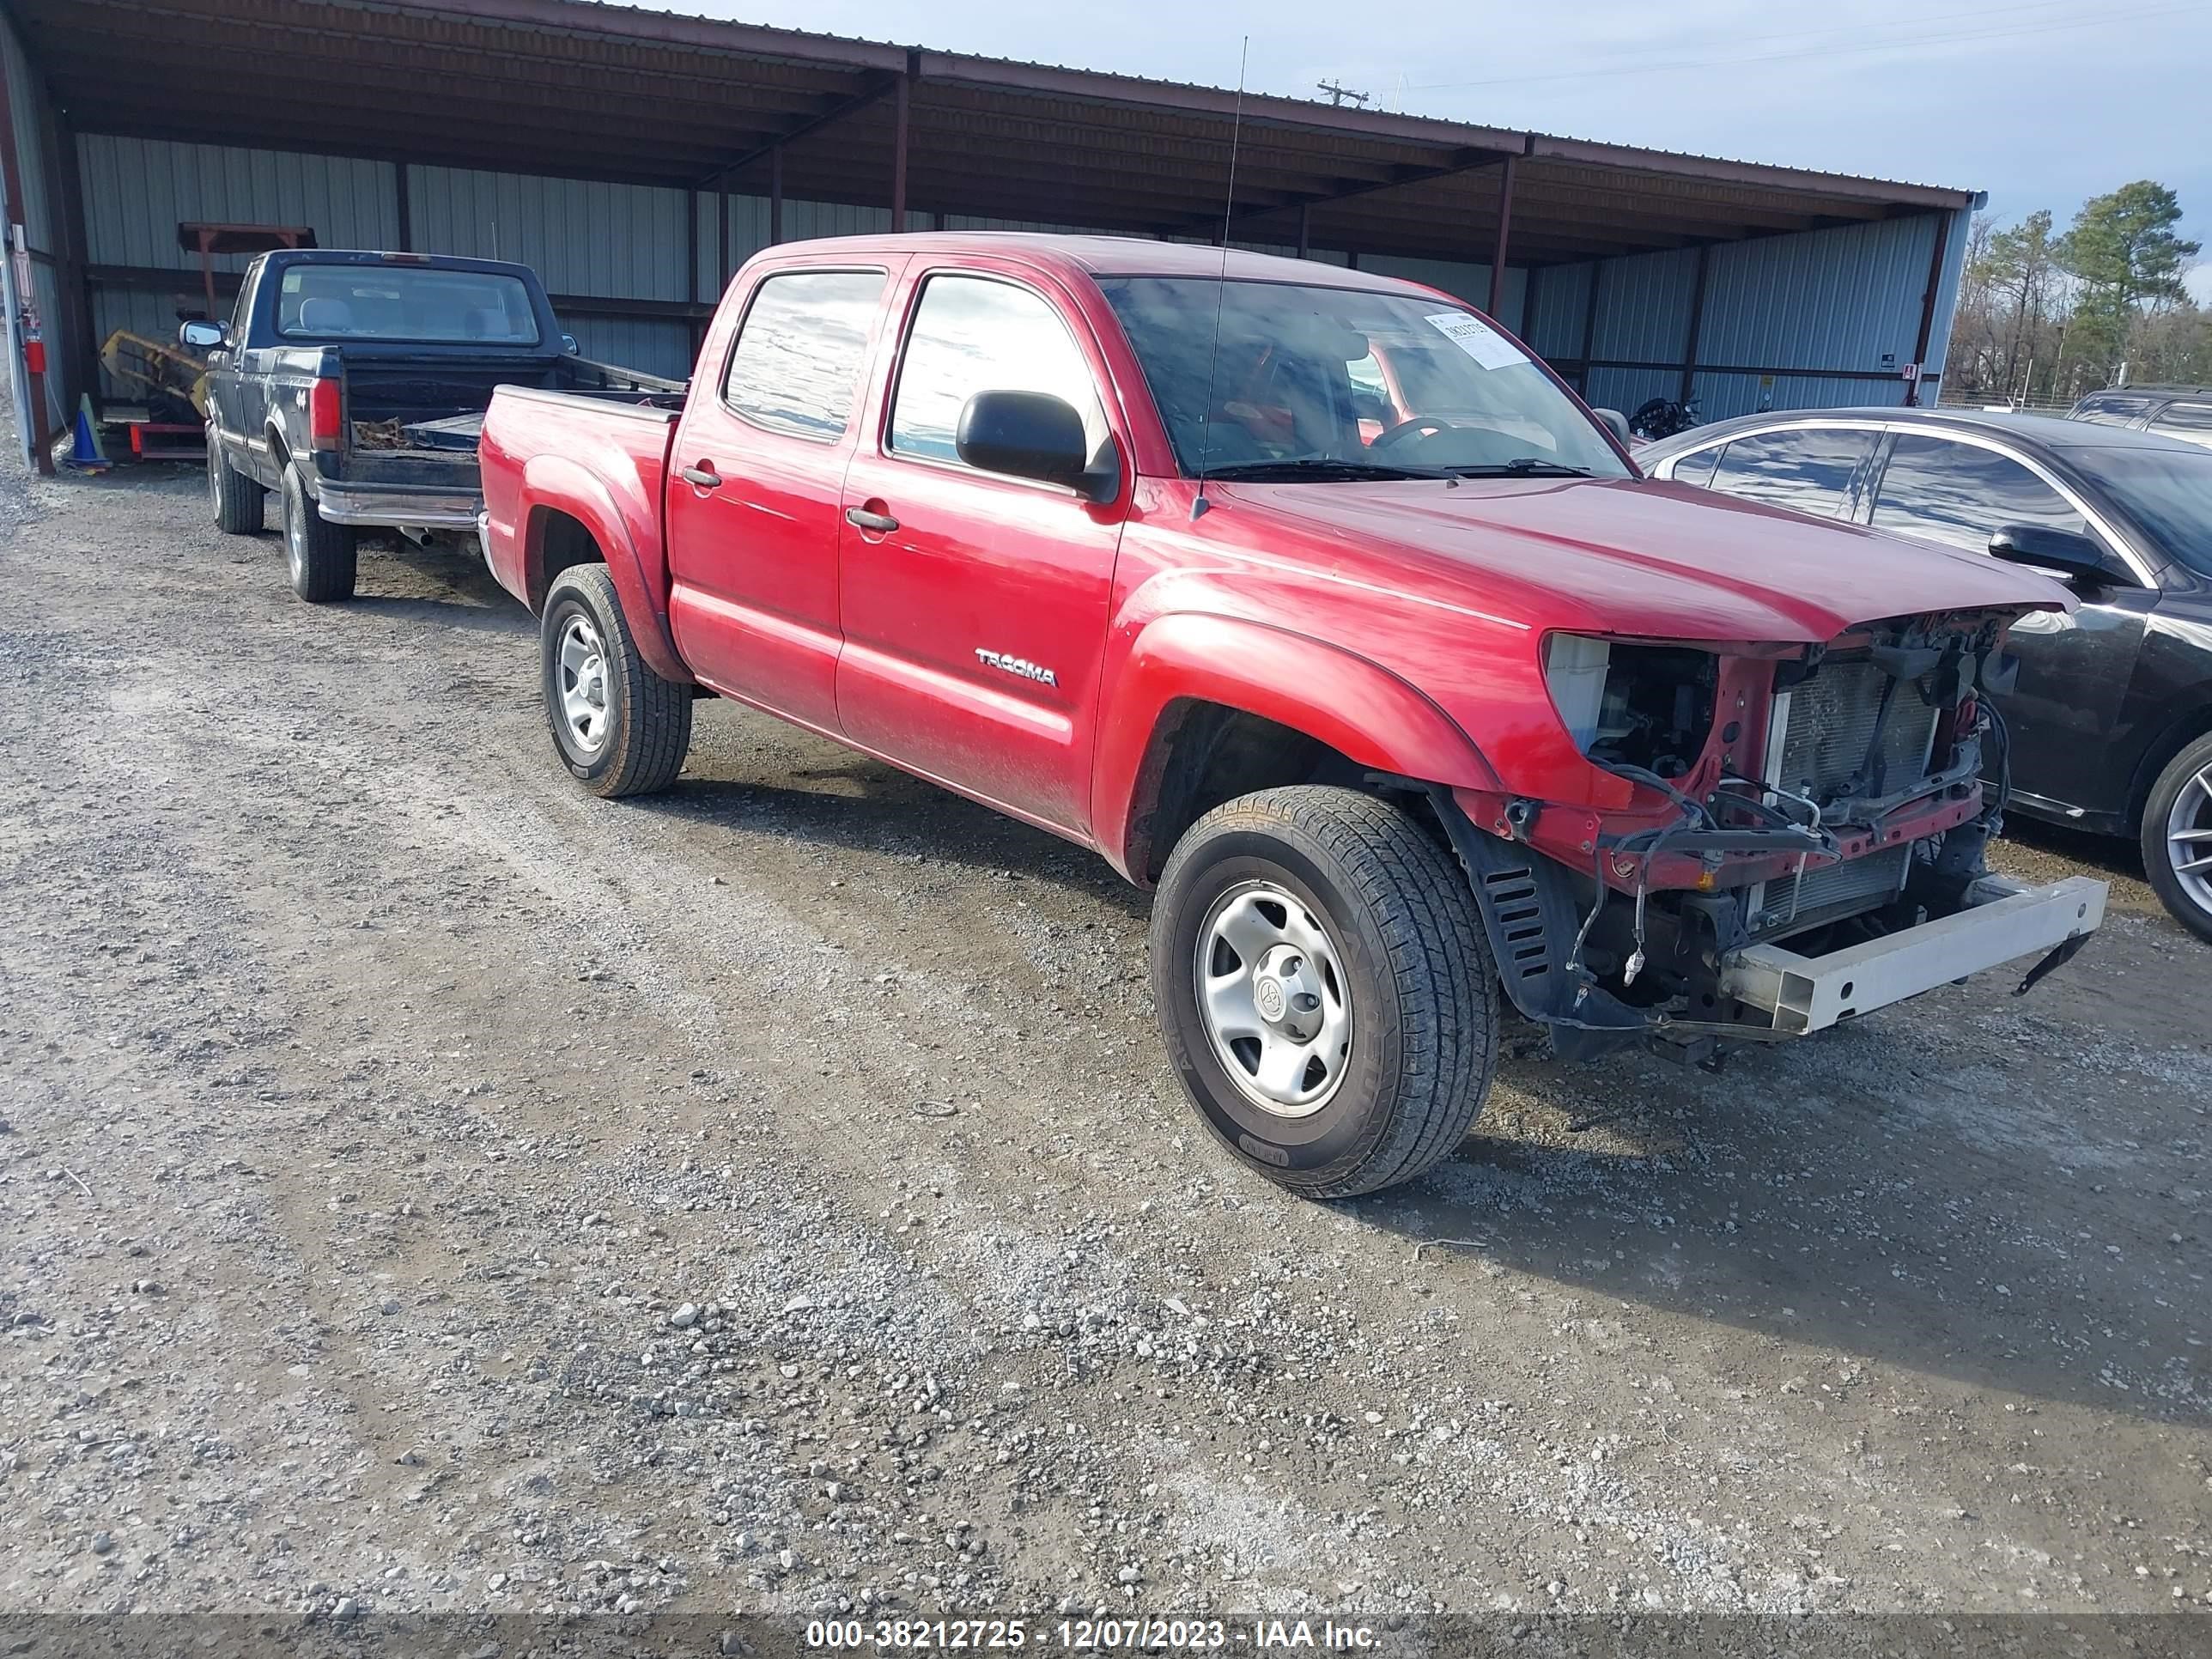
[1194,879,1353,1117]
[2167,762,2212,918]
[556,612,611,755]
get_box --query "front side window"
[1097,276,1629,479]
[1665,444,1725,489]
[276,264,540,344]
[1705,428,1871,518]
[721,270,887,441]
[889,275,1107,468]
[1870,434,2091,553]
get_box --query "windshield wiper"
[1198,459,1446,483]
[1446,458,1595,477]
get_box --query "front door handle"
[678,463,721,489]
[845,505,899,533]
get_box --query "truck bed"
[476,382,683,615]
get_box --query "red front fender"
[1092,611,1502,881]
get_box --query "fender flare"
[1093,611,1503,880]
[517,454,690,684]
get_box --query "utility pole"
[1316,79,1370,107]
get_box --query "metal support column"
[1296,203,1310,259]
[1907,210,1951,408]
[718,173,730,283]
[769,143,783,246]
[1678,243,1710,404]
[1486,154,1516,319]
[1578,263,1602,393]
[890,70,910,232]
[393,161,412,251]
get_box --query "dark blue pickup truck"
[185,249,683,602]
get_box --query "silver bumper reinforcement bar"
[1721,875,2106,1036]
[314,484,483,531]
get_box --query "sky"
[659,0,2212,301]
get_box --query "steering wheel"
[1369,416,1451,453]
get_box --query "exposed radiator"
[1757,843,1912,935]
[1769,660,1939,803]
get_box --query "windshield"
[1096,276,1629,480]
[2069,446,2212,576]
[276,264,543,346]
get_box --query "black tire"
[207,428,263,534]
[1149,785,1499,1199]
[541,563,693,799]
[2139,731,2212,945]
[280,465,356,603]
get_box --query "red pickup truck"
[477,234,2106,1200]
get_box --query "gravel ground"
[1,420,2208,1632]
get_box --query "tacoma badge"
[975,648,1058,687]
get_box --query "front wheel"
[1149,786,1499,1199]
[2142,732,2212,945]
[280,465,356,602]
[540,563,693,798]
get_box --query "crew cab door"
[836,265,1129,836]
[1858,430,2156,814]
[665,263,900,732]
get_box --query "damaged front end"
[1439,610,2106,1065]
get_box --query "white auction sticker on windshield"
[1424,310,1525,371]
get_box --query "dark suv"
[1639,409,2212,942]
[2069,384,2212,450]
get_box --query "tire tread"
[1157,785,1498,1198]
[545,563,693,799]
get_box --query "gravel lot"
[2,423,2208,1632]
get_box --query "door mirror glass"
[179,319,226,350]
[1591,407,1633,447]
[1989,522,2129,585]
[957,391,1094,492]
[562,333,580,356]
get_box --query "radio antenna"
[1189,35,1249,521]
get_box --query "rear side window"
[2148,402,2212,447]
[1705,428,1871,518]
[721,270,886,441]
[1869,434,2090,553]
[1666,444,1724,489]
[889,274,1107,468]
[2072,394,2153,427]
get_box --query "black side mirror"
[1592,406,1633,447]
[1988,522,2130,586]
[179,319,226,351]
[957,390,1103,496]
[561,333,580,356]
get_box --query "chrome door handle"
[845,506,899,533]
[678,464,721,489]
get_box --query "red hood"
[1216,475,2074,642]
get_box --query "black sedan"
[1638,409,2212,941]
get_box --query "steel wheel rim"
[2167,763,2212,916]
[1194,878,1353,1118]
[283,477,305,583]
[556,612,611,755]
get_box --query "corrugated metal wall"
[57,131,1966,429]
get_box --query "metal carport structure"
[0,0,1981,472]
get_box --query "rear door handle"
[845,506,899,533]
[678,463,721,489]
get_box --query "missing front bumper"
[1720,875,2106,1036]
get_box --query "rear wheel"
[207,428,263,534]
[541,563,693,798]
[280,465,356,602]
[1149,786,1498,1199]
[2142,732,2212,945]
